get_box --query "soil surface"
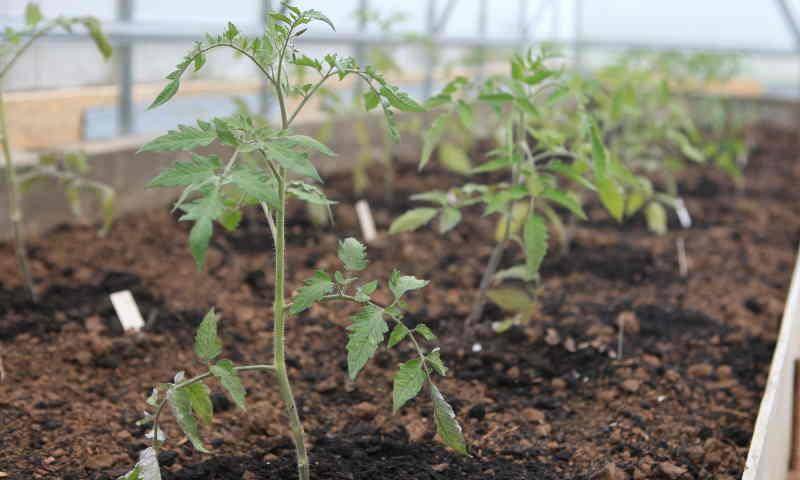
[1,123,799,479]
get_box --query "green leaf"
[287,181,334,205]
[167,387,209,453]
[83,17,113,60]
[426,349,448,376]
[456,101,473,129]
[338,237,368,272]
[219,209,242,231]
[25,3,42,27]
[229,166,279,208]
[149,79,180,110]
[346,305,388,379]
[389,208,438,234]
[596,176,625,222]
[179,191,224,269]
[420,114,447,170]
[415,324,436,341]
[389,270,429,300]
[264,141,321,182]
[439,143,472,175]
[185,382,213,425]
[387,323,409,348]
[194,309,222,362]
[523,214,548,276]
[282,134,336,157]
[355,280,378,302]
[305,9,336,31]
[540,189,586,220]
[210,360,247,410]
[120,447,161,480]
[290,271,334,315]
[364,90,380,111]
[438,207,462,234]
[392,359,426,412]
[645,202,668,235]
[590,121,607,175]
[139,122,217,152]
[380,86,425,112]
[148,154,221,188]
[430,383,467,455]
[487,288,534,313]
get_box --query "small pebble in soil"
[210,392,232,412]
[468,404,486,420]
[157,450,178,467]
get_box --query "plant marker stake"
[355,200,377,243]
[110,290,145,332]
[677,237,689,277]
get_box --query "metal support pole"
[258,0,271,116]
[573,0,583,72]
[423,0,437,99]
[519,0,529,44]
[116,0,133,136]
[774,0,800,130]
[477,0,488,81]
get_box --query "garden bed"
[0,122,798,479]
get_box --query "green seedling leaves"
[167,387,208,453]
[645,202,668,235]
[596,176,625,222]
[392,359,425,412]
[430,383,468,455]
[389,208,438,234]
[415,324,436,341]
[179,190,224,269]
[438,207,462,234]
[287,181,333,206]
[210,360,247,410]
[139,122,218,152]
[82,17,113,60]
[282,134,336,157]
[523,214,548,276]
[229,166,280,208]
[420,114,448,170]
[389,270,429,300]
[426,349,448,376]
[346,304,388,379]
[148,154,221,188]
[119,447,161,480]
[387,323,409,348]
[338,237,368,271]
[263,141,321,182]
[185,382,214,425]
[149,79,180,110]
[291,271,334,314]
[24,3,43,27]
[194,309,222,362]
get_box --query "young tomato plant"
[391,49,632,332]
[1,2,113,301]
[123,6,465,480]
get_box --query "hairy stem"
[270,169,310,480]
[0,89,36,301]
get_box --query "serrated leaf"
[139,123,217,152]
[119,447,161,480]
[282,134,336,157]
[392,359,426,413]
[83,17,112,59]
[645,202,667,235]
[287,181,334,205]
[305,9,336,31]
[387,323,409,348]
[438,207,462,234]
[414,324,436,341]
[430,383,467,455]
[148,154,221,188]
[363,90,380,111]
[167,387,208,453]
[426,349,448,376]
[185,382,213,425]
[338,237,367,271]
[179,190,224,269]
[420,114,447,170]
[596,176,625,222]
[210,360,246,410]
[195,309,222,362]
[540,189,586,220]
[354,280,378,302]
[439,143,472,175]
[389,270,429,300]
[229,166,280,209]
[219,209,242,231]
[590,121,607,175]
[149,79,180,110]
[346,305,387,379]
[264,141,321,182]
[380,85,425,112]
[290,271,334,314]
[523,214,548,276]
[389,208,437,234]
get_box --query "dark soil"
[1,123,798,479]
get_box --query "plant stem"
[0,89,36,302]
[271,169,310,480]
[464,236,508,331]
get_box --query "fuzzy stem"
[0,89,36,301]
[271,169,310,480]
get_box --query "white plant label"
[675,198,692,229]
[355,200,377,243]
[110,290,145,332]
